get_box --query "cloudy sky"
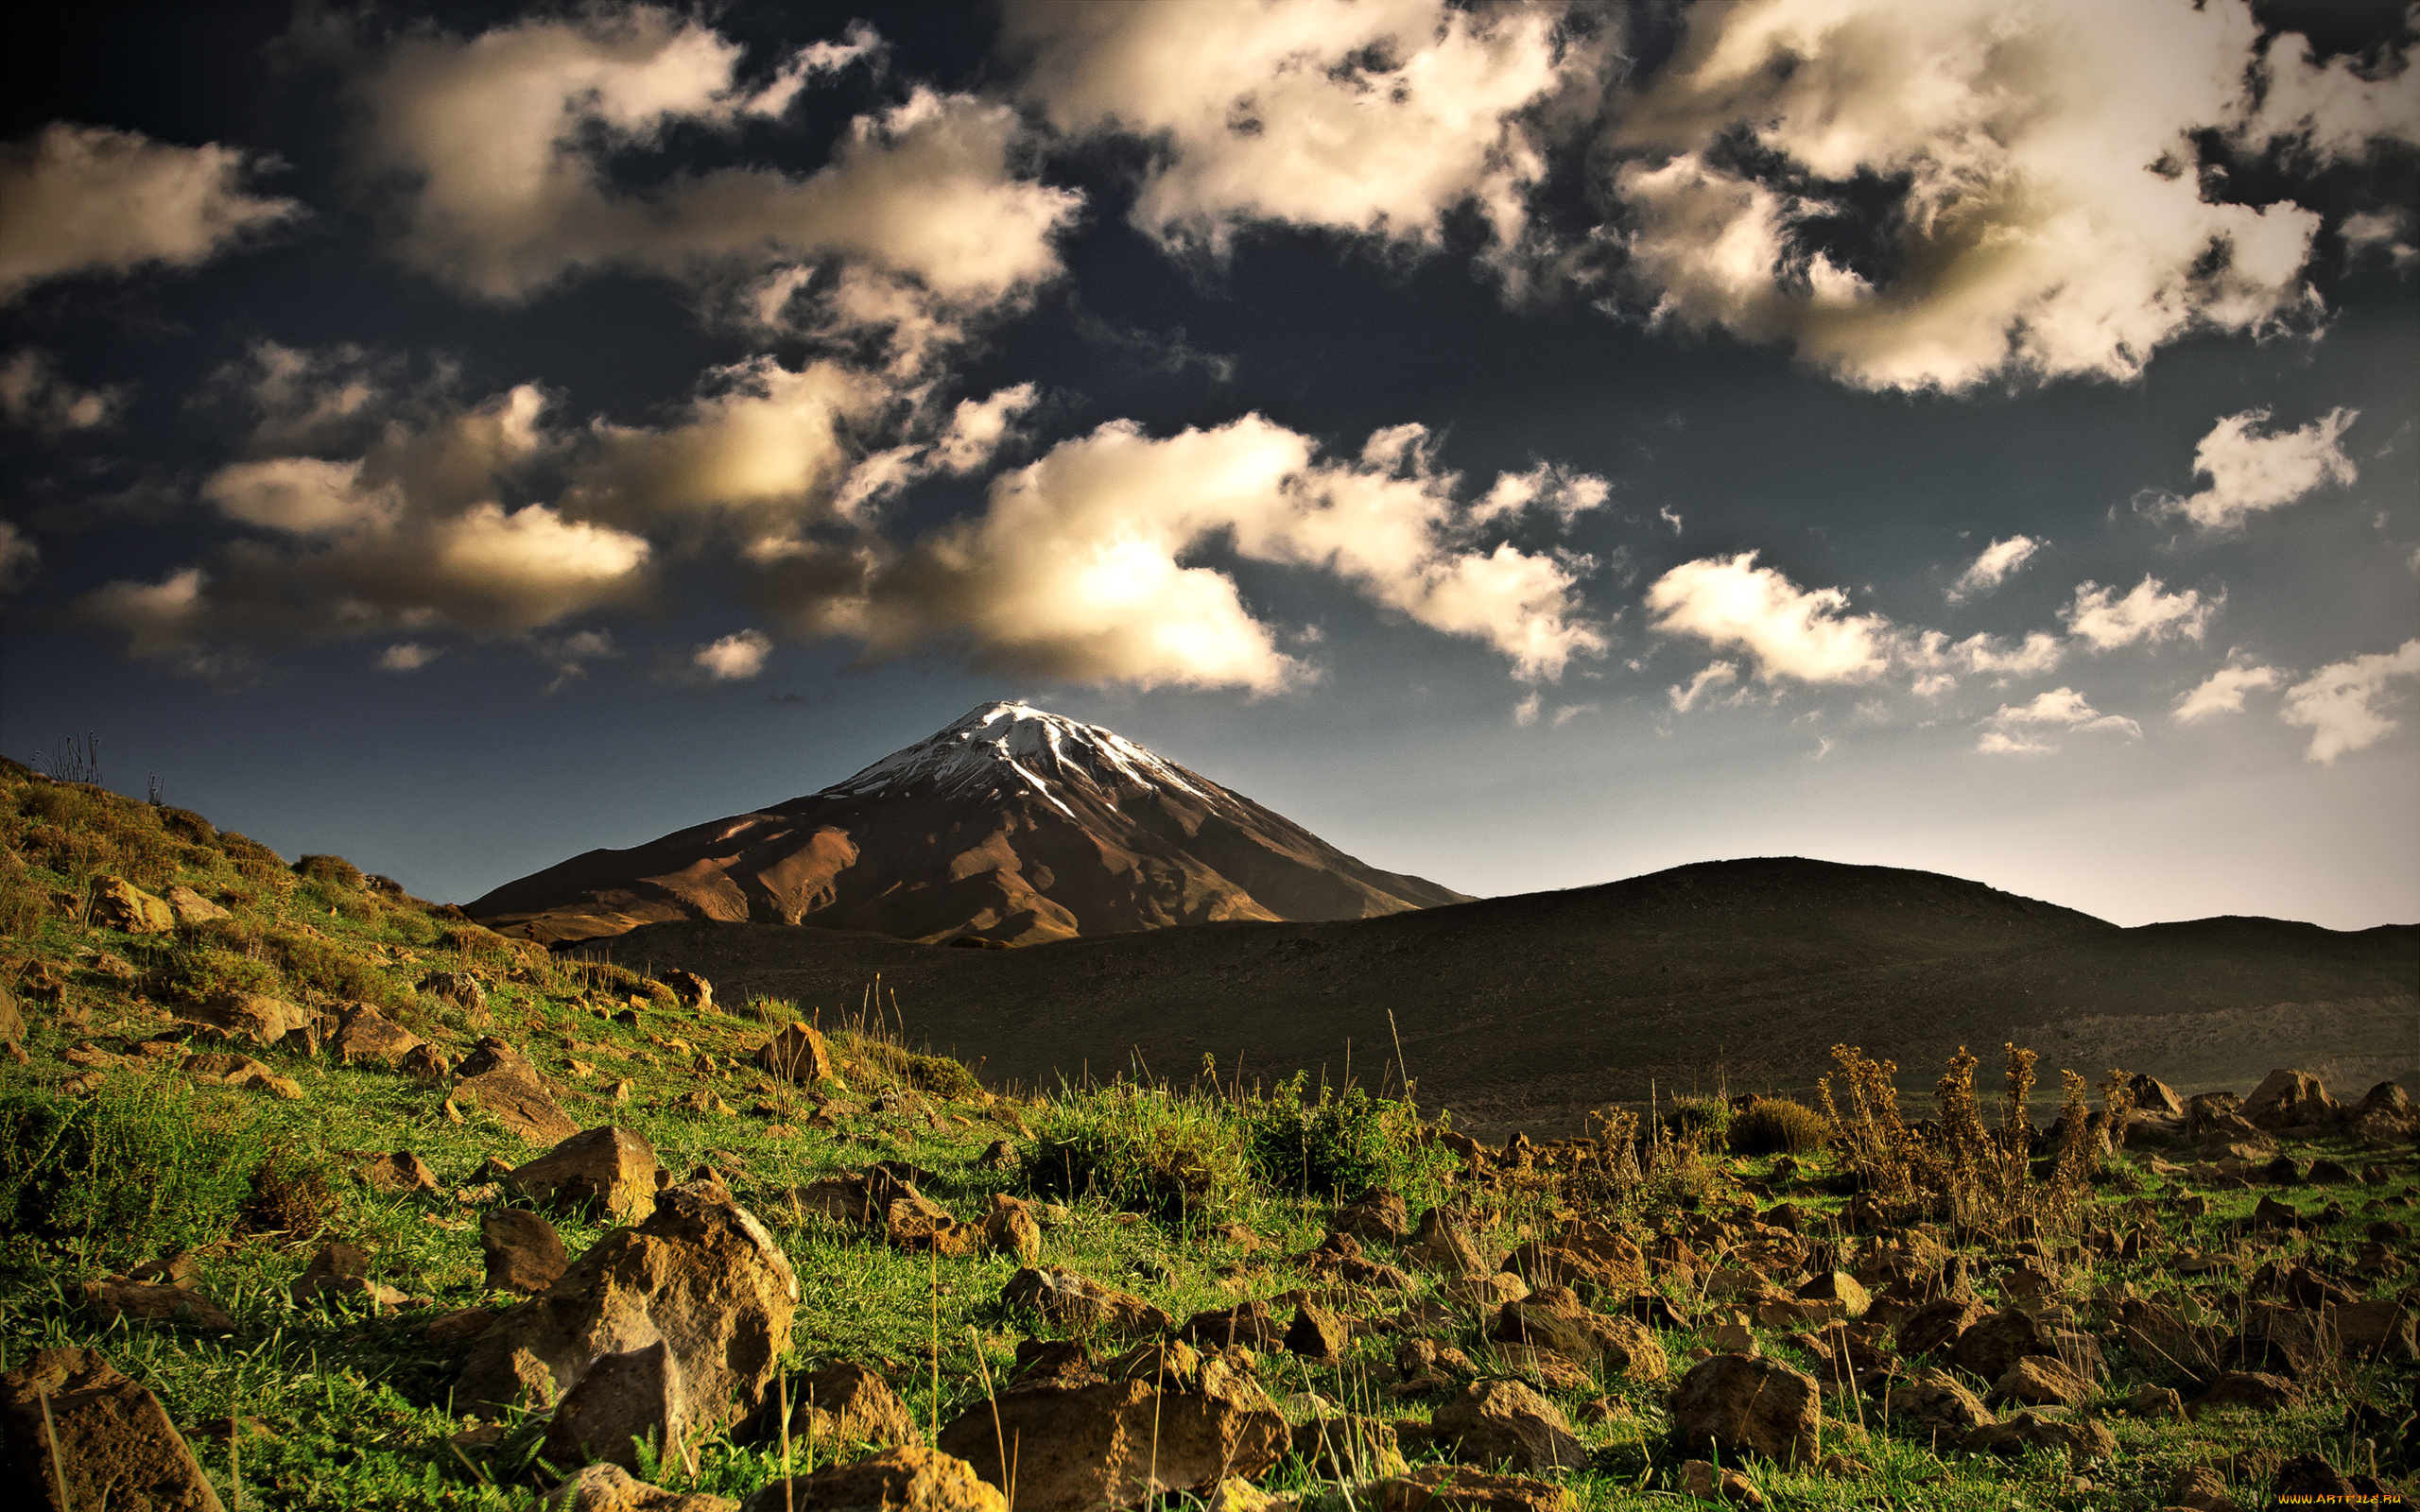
[2,0,2414,930]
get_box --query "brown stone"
[0,1347,225,1511]
[456,1037,579,1144]
[545,1340,686,1475]
[2328,1297,2418,1362]
[291,1241,408,1309]
[330,1002,427,1066]
[1287,1299,1350,1362]
[426,1308,497,1346]
[1506,1220,1648,1299]
[1991,1356,2092,1408]
[457,1177,799,1465]
[1962,1410,2115,1466]
[934,1377,1287,1512]
[756,1023,834,1084]
[1895,1295,1988,1359]
[1427,1379,1586,1473]
[1333,1188,1411,1243]
[2127,1383,2185,1421]
[162,883,232,926]
[1795,1271,1871,1319]
[181,1051,302,1099]
[401,1042,453,1082]
[1948,1306,2090,1383]
[548,1461,735,1511]
[1374,1465,1574,1512]
[980,1194,1042,1263]
[80,1278,236,1332]
[2189,1371,2297,1414]
[2272,1452,2358,1502]
[1404,1207,1488,1277]
[90,876,175,935]
[1182,1300,1287,1350]
[1669,1353,1821,1467]
[176,990,306,1047]
[1291,1414,1407,1479]
[2168,1464,2244,1512]
[740,1446,1006,1512]
[999,1266,1172,1338]
[1679,1459,1765,1507]
[737,1361,921,1452]
[1885,1368,1996,1447]
[361,1149,441,1195]
[507,1125,662,1223]
[2242,1069,2338,1131]
[482,1209,570,1294]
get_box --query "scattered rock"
[0,1347,226,1512]
[79,1277,236,1332]
[980,1194,1042,1263]
[455,1037,579,1144]
[426,1308,496,1346]
[177,990,307,1047]
[2127,1383,2184,1421]
[756,1023,834,1084]
[90,876,175,935]
[1373,1465,1574,1512]
[506,1125,662,1223]
[1794,1271,1871,1319]
[2271,1452,2358,1502]
[1991,1355,2093,1408]
[1895,1296,1988,1359]
[660,971,714,1011]
[1505,1221,1648,1299]
[1678,1459,1765,1507]
[1404,1208,1487,1277]
[548,1461,735,1511]
[182,1051,302,1099]
[162,883,232,925]
[1963,1410,2115,1466]
[1332,1188,1410,1243]
[2189,1371,2297,1414]
[1000,1267,1172,1338]
[331,1003,427,1066]
[361,1149,441,1195]
[1287,1300,1350,1363]
[1427,1379,1586,1473]
[2328,1298,2418,1362]
[418,971,489,1022]
[975,1139,1018,1170]
[935,1376,1286,1512]
[1948,1306,2093,1384]
[2128,1074,2187,1118]
[291,1241,407,1309]
[0,988,21,1047]
[735,1361,920,1450]
[1183,1300,1288,1350]
[482,1209,569,1294]
[2243,1069,2339,1130]
[740,1446,1006,1512]
[2168,1465,2244,1512]
[458,1177,799,1469]
[1884,1369,1995,1447]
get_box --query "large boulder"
[1426,1379,1586,1473]
[741,1447,1006,1512]
[163,884,232,926]
[506,1125,662,1223]
[1000,1267,1172,1338]
[0,1347,225,1511]
[934,1376,1287,1512]
[2126,1074,2187,1118]
[734,1361,919,1450]
[90,876,174,935]
[331,1003,427,1066]
[177,991,309,1048]
[455,1037,579,1144]
[458,1177,799,1470]
[2242,1070,2339,1131]
[1668,1354,1822,1468]
[756,1023,833,1084]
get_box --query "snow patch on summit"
[820,701,1219,816]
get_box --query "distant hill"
[468,701,1464,948]
[572,855,2420,1138]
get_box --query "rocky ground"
[1,763,2416,1511]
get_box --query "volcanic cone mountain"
[468,701,1465,947]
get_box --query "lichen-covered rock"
[482,1209,569,1294]
[1886,1369,1996,1447]
[90,876,174,935]
[331,1003,427,1066]
[505,1125,661,1223]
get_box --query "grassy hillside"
[0,763,2413,1510]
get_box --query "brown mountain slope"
[468,701,1464,947]
[573,854,2420,1137]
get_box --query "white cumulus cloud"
[1977,685,2141,752]
[0,122,298,301]
[2061,576,2216,651]
[2280,639,2420,765]
[1006,0,1570,264]
[1603,0,2326,391]
[377,643,440,671]
[2173,658,2285,722]
[693,628,773,681]
[2160,407,2359,533]
[1644,552,1891,684]
[1948,536,2041,602]
[0,350,128,433]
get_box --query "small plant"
[1239,1070,1446,1201]
[1727,1097,1829,1155]
[0,1076,269,1263]
[1023,1079,1254,1222]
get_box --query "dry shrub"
[223,833,296,897]
[1729,1097,1830,1155]
[293,853,365,888]
[243,1148,338,1238]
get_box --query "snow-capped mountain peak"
[819,701,1214,812]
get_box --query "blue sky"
[2,0,2414,929]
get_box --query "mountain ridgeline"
[470,701,1464,947]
